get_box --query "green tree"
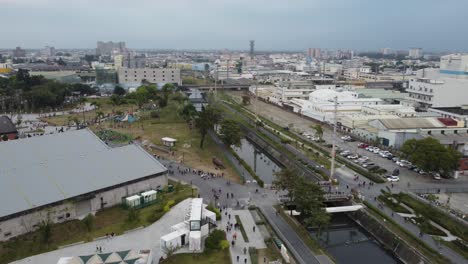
[82,214,95,232]
[38,220,52,245]
[312,124,323,141]
[401,138,462,175]
[274,168,299,207]
[2,134,8,141]
[195,105,221,148]
[180,103,198,123]
[219,119,242,147]
[110,94,124,106]
[113,86,126,96]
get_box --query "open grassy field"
[43,96,241,183]
[0,181,194,264]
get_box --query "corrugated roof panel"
[0,129,166,218]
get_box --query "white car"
[387,176,400,182]
[347,154,359,159]
[372,148,380,153]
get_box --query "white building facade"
[118,67,181,86]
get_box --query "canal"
[310,213,399,264]
[233,138,399,263]
[233,138,281,184]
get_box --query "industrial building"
[0,129,167,241]
[405,54,468,110]
[117,67,181,86]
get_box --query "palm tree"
[312,124,323,142]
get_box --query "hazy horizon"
[2,0,468,52]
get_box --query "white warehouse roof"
[0,129,167,219]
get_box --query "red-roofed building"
[437,118,458,127]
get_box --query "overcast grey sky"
[2,0,467,51]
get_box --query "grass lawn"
[441,239,468,260]
[0,181,195,264]
[43,98,135,127]
[363,201,450,264]
[161,248,231,264]
[395,193,468,242]
[43,96,241,183]
[377,195,411,214]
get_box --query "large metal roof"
[380,118,445,130]
[0,129,166,219]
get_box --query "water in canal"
[310,213,398,264]
[232,138,281,184]
[234,138,399,263]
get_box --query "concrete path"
[12,199,192,264]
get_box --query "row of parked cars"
[358,143,442,180]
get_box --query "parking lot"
[237,94,468,188]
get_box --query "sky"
[2,0,468,52]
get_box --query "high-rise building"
[42,46,56,57]
[307,48,322,59]
[380,48,392,55]
[408,48,423,59]
[96,41,127,56]
[13,47,26,58]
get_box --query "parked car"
[362,162,375,168]
[358,143,369,148]
[392,168,400,176]
[392,157,400,163]
[347,154,359,159]
[340,150,351,156]
[419,170,427,175]
[433,174,441,180]
[387,176,400,182]
[372,148,380,154]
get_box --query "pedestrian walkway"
[222,208,251,264]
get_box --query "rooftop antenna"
[249,40,255,61]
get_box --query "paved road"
[159,157,327,264]
[13,199,192,264]
[260,205,320,264]
[240,95,468,187]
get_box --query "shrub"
[127,207,140,222]
[82,214,95,232]
[150,110,160,118]
[219,240,230,250]
[205,230,226,250]
[206,203,221,220]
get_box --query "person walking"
[253,226,256,232]
[237,255,240,262]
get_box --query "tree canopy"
[401,137,462,175]
[219,119,242,147]
[195,105,222,148]
[274,168,330,236]
[0,69,95,111]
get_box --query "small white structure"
[160,198,217,253]
[162,137,177,147]
[125,195,141,208]
[141,190,157,203]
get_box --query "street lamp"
[190,180,193,198]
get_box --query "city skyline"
[2,0,468,52]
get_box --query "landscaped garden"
[0,180,195,264]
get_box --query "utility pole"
[330,96,338,186]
